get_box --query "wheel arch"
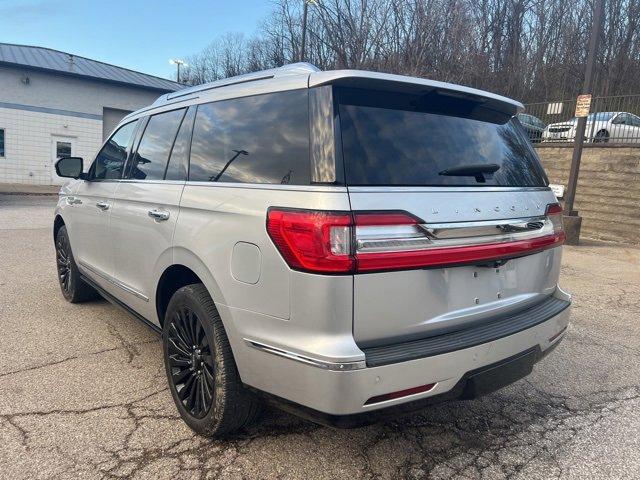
[155,248,227,327]
[53,214,66,241]
[155,264,202,326]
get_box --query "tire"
[163,283,262,436]
[55,225,99,303]
[594,129,609,143]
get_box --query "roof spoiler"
[309,70,524,116]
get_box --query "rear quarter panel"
[174,182,351,320]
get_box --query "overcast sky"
[0,0,272,80]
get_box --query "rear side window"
[189,90,310,184]
[165,107,195,181]
[91,120,137,180]
[338,88,548,187]
[128,109,185,181]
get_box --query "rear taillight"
[545,203,566,243]
[266,209,354,273]
[267,205,565,275]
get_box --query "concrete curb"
[0,183,60,195]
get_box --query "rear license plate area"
[461,348,538,399]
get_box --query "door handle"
[148,209,170,221]
[67,196,82,205]
[96,201,110,211]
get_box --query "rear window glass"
[129,109,185,181]
[337,88,548,187]
[189,90,310,185]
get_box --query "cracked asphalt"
[1,193,639,480]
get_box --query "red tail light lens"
[545,202,566,244]
[267,205,565,274]
[266,209,354,273]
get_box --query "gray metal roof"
[0,43,182,92]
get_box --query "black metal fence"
[521,95,640,145]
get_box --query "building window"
[56,141,72,158]
[0,129,5,157]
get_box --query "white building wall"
[0,106,102,185]
[0,66,162,116]
[0,64,175,185]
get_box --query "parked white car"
[542,111,640,143]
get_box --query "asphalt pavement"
[1,193,639,480]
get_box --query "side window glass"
[189,90,310,185]
[614,114,628,125]
[630,115,640,127]
[91,121,137,180]
[165,107,195,181]
[128,109,185,181]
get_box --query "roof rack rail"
[156,62,320,104]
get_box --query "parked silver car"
[53,63,571,436]
[542,111,640,143]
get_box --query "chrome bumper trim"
[244,339,367,371]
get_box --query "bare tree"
[179,0,640,103]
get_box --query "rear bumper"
[226,288,571,417]
[260,342,560,428]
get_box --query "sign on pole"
[575,94,592,117]
[549,184,565,199]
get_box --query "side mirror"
[55,157,85,179]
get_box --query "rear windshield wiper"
[439,163,500,183]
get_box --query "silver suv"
[53,63,571,436]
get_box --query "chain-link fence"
[521,95,640,145]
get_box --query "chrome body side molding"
[78,261,149,302]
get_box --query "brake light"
[266,209,354,273]
[267,205,565,274]
[545,203,566,243]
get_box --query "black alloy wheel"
[54,225,97,303]
[163,284,262,436]
[594,130,610,143]
[166,306,215,418]
[56,233,72,295]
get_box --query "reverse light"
[267,205,566,275]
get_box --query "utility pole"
[170,59,186,83]
[300,0,318,61]
[563,0,605,244]
[301,2,309,61]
